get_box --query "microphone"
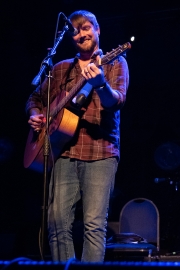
[154,177,170,183]
[63,15,78,36]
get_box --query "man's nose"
[79,29,86,37]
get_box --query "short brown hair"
[68,10,99,30]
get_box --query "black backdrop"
[0,0,180,259]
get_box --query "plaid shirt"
[26,51,129,161]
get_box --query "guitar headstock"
[101,42,131,66]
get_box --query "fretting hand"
[81,56,106,88]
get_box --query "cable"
[54,12,62,45]
[64,258,76,270]
[0,257,32,270]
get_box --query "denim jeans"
[48,157,118,262]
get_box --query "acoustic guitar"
[24,42,131,173]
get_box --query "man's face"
[72,21,100,54]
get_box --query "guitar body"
[24,106,79,173]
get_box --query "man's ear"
[97,27,100,36]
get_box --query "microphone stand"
[31,24,70,260]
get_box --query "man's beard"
[75,38,98,53]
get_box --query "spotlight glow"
[130,36,135,42]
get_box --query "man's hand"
[81,56,105,88]
[28,114,46,132]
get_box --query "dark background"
[0,0,180,259]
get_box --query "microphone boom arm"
[31,25,70,87]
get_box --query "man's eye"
[83,27,90,31]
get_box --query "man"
[26,10,129,262]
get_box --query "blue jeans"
[48,157,118,262]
